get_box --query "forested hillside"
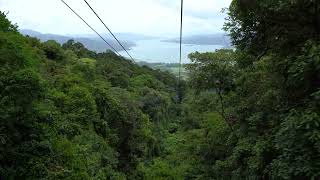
[0,11,180,179]
[1,0,320,179]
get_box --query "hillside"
[2,0,320,179]
[1,12,179,179]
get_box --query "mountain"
[163,33,232,47]
[20,29,136,52]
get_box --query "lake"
[121,39,223,63]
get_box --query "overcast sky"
[0,0,232,36]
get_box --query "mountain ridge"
[20,29,136,52]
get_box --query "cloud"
[0,0,232,35]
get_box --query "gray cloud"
[0,0,232,36]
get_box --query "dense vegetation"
[146,0,320,179]
[1,0,320,179]
[0,11,179,179]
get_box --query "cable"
[60,0,121,56]
[178,0,184,84]
[177,0,184,103]
[83,0,135,61]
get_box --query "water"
[123,39,223,63]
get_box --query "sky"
[0,0,232,36]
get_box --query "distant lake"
[122,39,223,63]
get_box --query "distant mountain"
[70,32,157,41]
[20,29,136,52]
[163,33,232,47]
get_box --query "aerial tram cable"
[178,0,184,82]
[60,0,121,56]
[83,0,135,61]
[177,0,184,102]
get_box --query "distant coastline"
[162,33,232,48]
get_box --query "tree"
[42,40,65,61]
[187,49,236,127]
[225,0,320,57]
[0,12,17,32]
[62,40,94,58]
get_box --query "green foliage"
[141,1,320,178]
[62,39,94,58]
[0,12,18,32]
[2,1,320,178]
[0,11,178,179]
[42,40,65,61]
[272,110,320,179]
[138,158,183,180]
[187,49,236,93]
[156,1,320,179]
[224,0,320,56]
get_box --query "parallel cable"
[60,0,121,56]
[83,0,135,61]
